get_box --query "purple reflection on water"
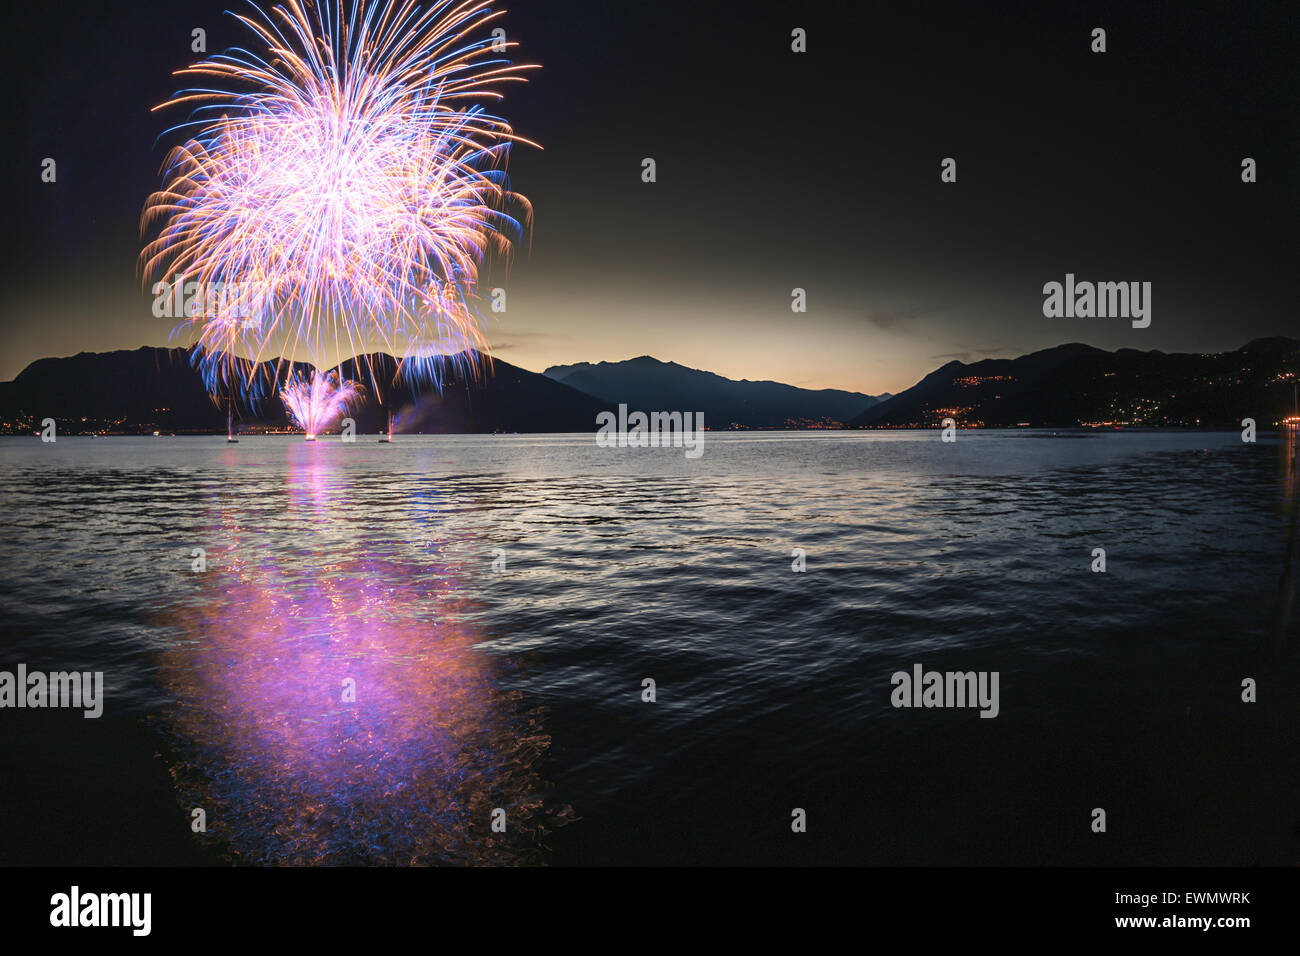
[155,447,568,864]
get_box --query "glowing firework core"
[281,371,361,439]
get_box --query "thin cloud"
[864,306,936,330]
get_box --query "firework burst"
[140,0,537,403]
[281,369,363,438]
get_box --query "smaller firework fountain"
[280,370,361,440]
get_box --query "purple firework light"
[280,370,363,439]
[139,0,538,416]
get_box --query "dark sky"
[4,0,1296,393]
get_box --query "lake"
[1,430,1296,865]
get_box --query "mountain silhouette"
[0,347,609,434]
[3,339,1295,435]
[544,355,885,428]
[852,337,1300,428]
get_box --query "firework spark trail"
[281,370,363,438]
[140,0,537,404]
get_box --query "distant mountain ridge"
[544,355,886,428]
[851,337,1300,428]
[2,339,1294,435]
[0,347,608,434]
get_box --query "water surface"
[1,431,1296,865]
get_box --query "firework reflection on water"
[154,447,568,864]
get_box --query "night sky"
[4,0,1296,393]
